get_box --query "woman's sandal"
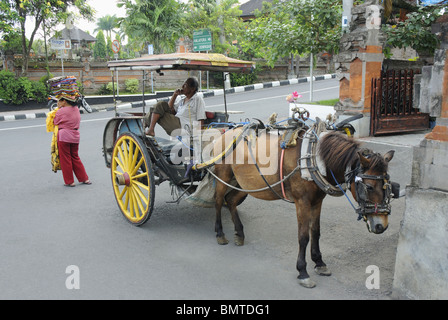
[82,180,92,185]
[64,183,76,187]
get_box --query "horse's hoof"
[298,277,316,288]
[314,266,332,276]
[234,236,244,246]
[217,236,229,245]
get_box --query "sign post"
[193,29,212,52]
[193,30,212,90]
[50,39,71,76]
[111,40,121,96]
[112,39,120,55]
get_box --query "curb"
[0,74,336,122]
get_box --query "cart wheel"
[111,132,155,226]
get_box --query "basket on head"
[48,76,80,102]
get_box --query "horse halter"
[345,160,395,222]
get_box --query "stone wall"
[4,55,330,95]
[392,14,448,300]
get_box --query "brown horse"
[211,125,395,288]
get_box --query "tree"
[381,1,448,57]
[182,0,245,56]
[241,0,342,67]
[95,15,118,40]
[93,30,107,59]
[0,30,27,54]
[0,0,93,76]
[118,0,184,54]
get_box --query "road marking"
[0,117,110,131]
[206,86,340,108]
[0,85,339,131]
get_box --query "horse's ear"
[384,150,395,163]
[358,150,370,168]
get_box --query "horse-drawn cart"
[102,52,402,288]
[103,53,255,226]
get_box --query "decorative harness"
[194,117,397,224]
[300,121,396,222]
[344,158,394,221]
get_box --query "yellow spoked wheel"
[111,133,155,226]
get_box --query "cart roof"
[107,52,255,73]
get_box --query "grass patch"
[309,98,339,106]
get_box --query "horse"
[211,124,395,288]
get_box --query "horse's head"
[348,149,396,234]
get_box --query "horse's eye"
[365,184,374,190]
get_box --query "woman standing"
[53,92,91,187]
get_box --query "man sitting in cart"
[144,77,206,137]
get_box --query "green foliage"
[0,70,51,105]
[230,70,258,87]
[94,30,107,59]
[77,81,84,95]
[0,70,16,102]
[118,0,184,54]
[382,5,445,56]
[106,36,114,58]
[0,0,94,75]
[125,78,139,93]
[182,0,245,56]
[0,71,31,105]
[96,83,112,95]
[39,73,54,84]
[95,15,118,40]
[0,31,27,54]
[106,82,115,93]
[240,0,342,67]
[30,80,49,103]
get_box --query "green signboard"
[193,29,212,52]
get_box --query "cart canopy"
[107,52,255,73]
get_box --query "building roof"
[51,26,97,43]
[239,0,273,18]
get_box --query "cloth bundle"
[46,108,61,172]
[48,76,80,102]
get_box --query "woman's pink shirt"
[54,106,81,143]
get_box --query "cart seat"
[204,111,227,125]
[153,137,179,154]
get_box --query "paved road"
[0,79,414,301]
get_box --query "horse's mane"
[318,131,361,173]
[318,131,388,174]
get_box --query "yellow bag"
[46,108,61,172]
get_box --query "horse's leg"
[295,200,316,288]
[214,165,232,245]
[224,190,247,246]
[310,199,331,276]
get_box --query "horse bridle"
[344,160,396,222]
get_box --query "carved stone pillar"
[334,1,385,137]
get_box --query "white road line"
[206,86,339,108]
[1,85,339,131]
[0,117,110,131]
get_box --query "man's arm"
[168,89,182,114]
